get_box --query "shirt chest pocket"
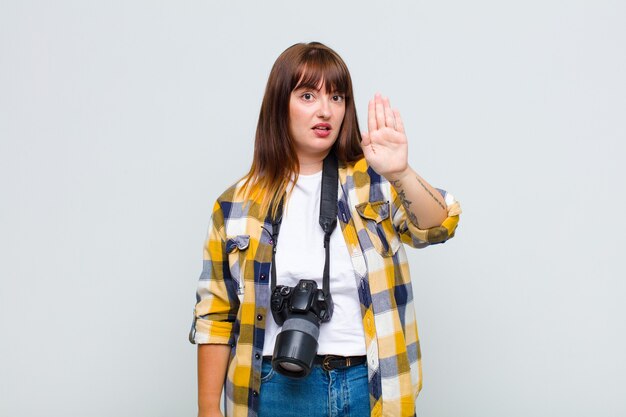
[355,201,401,257]
[225,235,250,301]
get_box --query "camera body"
[270,279,334,378]
[271,279,333,325]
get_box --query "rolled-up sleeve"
[189,200,239,345]
[391,186,461,248]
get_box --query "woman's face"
[288,82,346,160]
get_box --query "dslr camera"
[270,279,333,378]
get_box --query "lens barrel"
[271,312,320,378]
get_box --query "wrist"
[198,405,223,417]
[385,166,413,184]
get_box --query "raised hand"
[360,93,410,181]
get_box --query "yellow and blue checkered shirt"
[190,157,461,417]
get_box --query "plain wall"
[1,1,625,416]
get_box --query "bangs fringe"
[292,49,350,95]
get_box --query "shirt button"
[260,273,267,280]
[255,353,260,359]
[252,390,258,397]
[257,314,263,321]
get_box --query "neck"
[297,151,329,175]
[298,160,323,175]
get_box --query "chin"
[312,139,338,153]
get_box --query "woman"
[190,42,461,417]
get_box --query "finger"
[393,109,405,134]
[383,96,396,129]
[375,93,385,130]
[367,99,377,132]
[360,131,371,147]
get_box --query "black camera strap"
[319,152,338,296]
[269,152,338,297]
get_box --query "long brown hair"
[238,42,363,219]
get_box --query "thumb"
[360,131,371,147]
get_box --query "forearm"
[198,343,231,415]
[387,166,448,229]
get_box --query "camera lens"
[278,362,303,372]
[272,311,320,378]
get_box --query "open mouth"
[312,124,331,131]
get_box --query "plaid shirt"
[190,157,461,417]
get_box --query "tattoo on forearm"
[393,180,422,228]
[391,176,446,227]
[416,177,446,210]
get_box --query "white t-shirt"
[262,170,366,357]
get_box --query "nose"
[316,96,332,119]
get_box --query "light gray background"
[1,1,625,416]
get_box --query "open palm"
[360,93,409,179]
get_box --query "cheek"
[289,106,306,129]
[337,108,346,124]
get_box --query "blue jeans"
[258,358,371,417]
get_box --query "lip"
[312,123,332,130]
[312,123,332,138]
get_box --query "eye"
[332,94,345,103]
[301,92,314,101]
